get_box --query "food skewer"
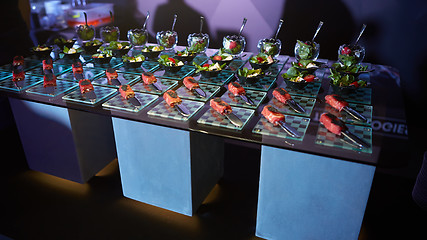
[325,94,367,122]
[228,81,254,106]
[163,90,190,116]
[210,97,243,127]
[320,113,370,149]
[141,72,162,92]
[119,84,141,107]
[79,79,97,100]
[272,87,305,113]
[261,105,301,138]
[183,76,206,98]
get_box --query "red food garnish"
[210,97,232,115]
[257,57,264,63]
[168,57,176,64]
[13,56,24,66]
[350,81,359,87]
[303,74,316,82]
[229,41,237,49]
[183,76,199,90]
[341,47,352,55]
[261,105,285,126]
[163,90,182,107]
[325,94,348,112]
[119,85,135,99]
[272,88,292,104]
[72,62,83,74]
[320,113,347,135]
[105,68,118,84]
[202,63,210,68]
[212,55,222,61]
[141,72,157,85]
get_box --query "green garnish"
[238,67,262,78]
[296,40,316,60]
[105,41,130,50]
[122,54,145,62]
[194,62,227,73]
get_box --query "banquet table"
[0,45,406,239]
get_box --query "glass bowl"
[294,40,320,61]
[257,38,281,58]
[187,33,209,53]
[338,44,365,66]
[222,35,246,56]
[127,28,148,48]
[101,26,120,43]
[156,30,178,50]
[76,25,95,43]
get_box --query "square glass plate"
[252,115,310,141]
[266,95,316,117]
[0,74,43,92]
[25,80,78,97]
[175,83,221,102]
[0,71,12,81]
[0,58,41,72]
[197,105,255,131]
[148,99,205,121]
[62,85,116,106]
[324,103,372,126]
[315,124,372,153]
[91,72,140,88]
[57,66,105,81]
[220,88,267,110]
[238,75,277,92]
[26,63,71,76]
[102,92,158,113]
[327,86,372,105]
[131,78,178,95]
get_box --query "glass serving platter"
[252,115,311,142]
[175,83,221,102]
[0,74,43,92]
[131,78,178,95]
[266,95,316,117]
[315,124,372,154]
[91,72,140,88]
[197,105,255,131]
[62,85,116,106]
[25,80,78,97]
[324,103,372,126]
[220,89,267,110]
[102,92,158,113]
[147,98,205,121]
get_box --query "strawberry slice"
[303,74,316,82]
[341,47,352,55]
[229,41,237,49]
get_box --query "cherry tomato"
[203,63,210,68]
[303,74,316,82]
[341,47,352,55]
[350,81,359,87]
[168,58,176,64]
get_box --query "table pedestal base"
[256,146,375,240]
[112,117,224,216]
[9,98,117,183]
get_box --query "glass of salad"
[127,28,148,48]
[76,24,95,43]
[101,25,120,43]
[257,38,281,58]
[337,44,365,67]
[156,30,178,51]
[294,40,320,61]
[187,33,209,53]
[222,35,246,56]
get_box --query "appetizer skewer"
[142,72,162,92]
[228,81,254,106]
[119,85,141,106]
[183,76,206,98]
[210,97,243,127]
[325,94,367,122]
[79,79,96,100]
[72,62,84,80]
[272,87,305,113]
[320,113,369,148]
[261,105,301,138]
[105,68,120,85]
[163,90,190,116]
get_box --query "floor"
[1,114,427,240]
